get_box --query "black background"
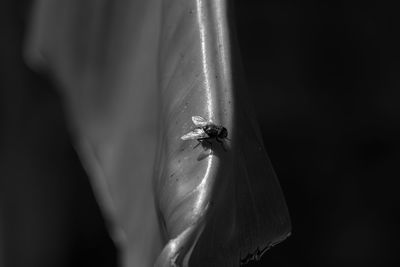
[236,1,400,266]
[1,0,399,266]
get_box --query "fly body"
[181,116,229,151]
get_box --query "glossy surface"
[154,0,290,266]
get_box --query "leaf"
[154,1,290,266]
[26,0,164,266]
[25,0,291,266]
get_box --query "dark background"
[1,0,399,266]
[236,1,400,266]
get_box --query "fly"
[181,116,229,151]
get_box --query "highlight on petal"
[154,0,291,266]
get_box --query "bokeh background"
[1,0,399,266]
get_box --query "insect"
[181,116,229,151]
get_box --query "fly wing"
[180,128,208,140]
[192,116,208,127]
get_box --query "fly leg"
[193,140,202,149]
[216,138,227,151]
[194,137,212,150]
